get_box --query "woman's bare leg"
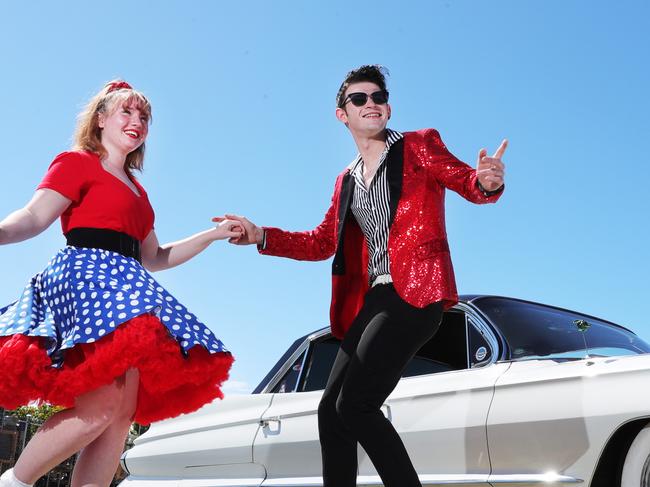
[12,376,126,484]
[71,369,140,487]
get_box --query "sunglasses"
[343,90,389,107]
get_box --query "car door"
[357,309,509,486]
[486,358,597,486]
[253,339,333,487]
[122,394,272,485]
[253,310,510,487]
[254,390,324,486]
[253,341,330,486]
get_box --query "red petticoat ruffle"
[0,314,234,425]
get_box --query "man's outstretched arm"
[426,129,507,203]
[213,183,340,262]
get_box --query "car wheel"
[621,424,650,487]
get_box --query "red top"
[38,151,155,242]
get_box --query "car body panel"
[254,391,322,483]
[119,297,650,487]
[487,355,650,485]
[122,394,272,481]
[359,363,510,483]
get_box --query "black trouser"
[317,283,443,487]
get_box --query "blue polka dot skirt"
[0,246,234,425]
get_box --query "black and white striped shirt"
[349,129,403,283]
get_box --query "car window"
[296,311,490,391]
[402,310,469,377]
[253,334,309,394]
[300,337,341,392]
[271,350,306,393]
[476,297,650,360]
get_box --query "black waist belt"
[65,227,142,263]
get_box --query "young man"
[221,65,506,487]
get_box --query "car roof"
[460,294,636,334]
[306,294,631,335]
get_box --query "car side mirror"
[574,319,591,358]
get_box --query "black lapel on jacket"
[386,138,404,226]
[332,171,354,275]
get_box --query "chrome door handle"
[259,416,281,428]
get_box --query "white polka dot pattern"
[0,246,228,366]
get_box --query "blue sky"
[1,0,648,394]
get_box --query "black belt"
[65,227,142,263]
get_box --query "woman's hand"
[211,218,245,241]
[212,214,263,245]
[141,219,244,272]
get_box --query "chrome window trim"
[394,304,502,384]
[293,344,311,392]
[260,342,308,394]
[260,328,330,394]
[296,332,340,393]
[454,302,501,366]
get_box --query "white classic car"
[118,296,650,487]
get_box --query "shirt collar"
[348,129,404,175]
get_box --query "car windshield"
[475,297,650,360]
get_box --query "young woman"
[0,80,239,487]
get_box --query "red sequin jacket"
[260,129,503,338]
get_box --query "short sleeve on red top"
[37,151,155,242]
[38,151,88,203]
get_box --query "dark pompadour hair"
[336,65,389,108]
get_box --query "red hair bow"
[107,81,132,93]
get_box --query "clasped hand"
[212,217,245,241]
[212,214,262,245]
